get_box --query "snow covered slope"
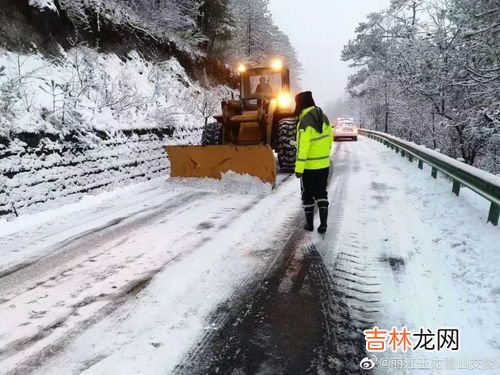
[0,48,230,217]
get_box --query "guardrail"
[359,129,500,226]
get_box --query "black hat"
[294,91,316,116]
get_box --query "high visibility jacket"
[295,106,333,173]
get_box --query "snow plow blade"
[165,145,277,186]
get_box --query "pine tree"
[197,0,234,54]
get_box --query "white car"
[334,121,358,141]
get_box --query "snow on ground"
[0,171,300,374]
[0,177,170,273]
[315,137,499,374]
[0,172,274,278]
[0,137,498,374]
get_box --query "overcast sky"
[268,0,391,108]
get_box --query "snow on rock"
[29,0,58,13]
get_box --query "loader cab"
[240,67,290,99]
[237,63,293,113]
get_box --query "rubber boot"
[317,207,328,234]
[304,210,314,232]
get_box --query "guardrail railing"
[359,129,500,226]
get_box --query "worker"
[294,91,333,233]
[255,76,273,96]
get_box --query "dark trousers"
[301,168,329,212]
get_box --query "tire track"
[171,144,378,374]
[0,191,206,294]
[1,175,297,373]
[173,215,305,375]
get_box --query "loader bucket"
[165,145,277,186]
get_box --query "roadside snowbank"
[365,130,500,189]
[0,177,168,238]
[0,172,271,240]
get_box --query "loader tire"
[201,122,223,146]
[277,117,297,172]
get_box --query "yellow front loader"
[165,60,297,186]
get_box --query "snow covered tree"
[220,0,301,84]
[197,0,235,54]
[342,0,500,172]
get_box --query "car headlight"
[278,93,292,109]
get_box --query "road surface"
[0,138,498,374]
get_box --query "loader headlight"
[278,93,292,109]
[237,63,247,74]
[271,59,284,71]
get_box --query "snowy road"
[1,138,499,374]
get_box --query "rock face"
[0,126,202,217]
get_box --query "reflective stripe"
[297,158,307,162]
[307,155,330,161]
[311,134,330,142]
[303,204,315,208]
[317,198,329,208]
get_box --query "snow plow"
[165,60,297,186]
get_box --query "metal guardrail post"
[452,180,461,196]
[431,167,438,179]
[418,160,424,169]
[488,203,499,226]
